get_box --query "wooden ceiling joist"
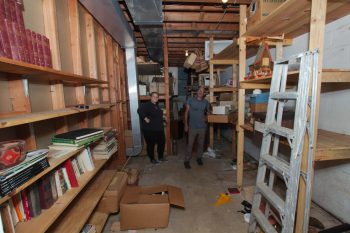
[163,12,239,23]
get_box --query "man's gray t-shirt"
[187,97,209,129]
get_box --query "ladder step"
[261,154,290,179]
[256,182,285,217]
[253,209,278,233]
[270,92,298,100]
[265,125,294,139]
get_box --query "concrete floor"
[102,138,340,233]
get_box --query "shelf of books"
[49,170,116,233]
[14,158,109,233]
[0,104,112,129]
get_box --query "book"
[51,133,103,147]
[31,31,39,65]
[50,172,58,202]
[12,21,24,61]
[57,169,68,195]
[21,190,31,221]
[17,191,26,221]
[54,128,104,141]
[70,159,81,178]
[63,160,78,188]
[76,148,95,172]
[54,170,62,197]
[42,35,52,67]
[25,29,34,64]
[36,33,44,66]
[38,175,54,209]
[0,203,15,233]
[8,200,18,225]
[61,167,71,190]
[3,0,11,20]
[27,182,41,218]
[0,13,12,58]
[5,18,19,60]
[11,194,23,222]
[8,0,16,23]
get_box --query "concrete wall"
[242,14,350,222]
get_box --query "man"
[184,86,210,169]
[137,92,166,164]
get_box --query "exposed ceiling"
[119,0,252,67]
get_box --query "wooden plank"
[315,130,350,161]
[0,104,111,128]
[42,0,61,69]
[209,59,239,65]
[0,57,107,84]
[209,86,236,92]
[208,113,236,124]
[15,160,110,233]
[87,212,109,233]
[163,36,172,155]
[8,77,31,113]
[296,1,327,231]
[236,5,247,189]
[322,69,350,83]
[50,170,116,233]
[96,26,109,103]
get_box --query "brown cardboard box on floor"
[120,185,185,230]
[125,130,133,148]
[96,171,128,213]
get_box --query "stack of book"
[0,0,52,67]
[50,128,104,150]
[0,149,49,198]
[92,129,118,159]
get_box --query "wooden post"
[295,0,327,231]
[43,0,67,133]
[84,12,101,127]
[163,36,172,155]
[209,37,214,148]
[237,5,247,189]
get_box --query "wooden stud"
[163,36,172,155]
[295,0,327,232]
[237,5,247,189]
[67,0,85,107]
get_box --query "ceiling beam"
[163,12,239,23]
[164,22,238,31]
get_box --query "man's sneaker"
[197,158,203,166]
[184,161,191,169]
[159,158,168,162]
[151,159,160,164]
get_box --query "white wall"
[244,14,350,222]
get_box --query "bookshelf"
[0,0,129,232]
[15,160,111,233]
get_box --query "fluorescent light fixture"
[185,50,188,56]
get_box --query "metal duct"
[124,0,164,63]
[79,0,142,156]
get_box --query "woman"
[137,92,166,164]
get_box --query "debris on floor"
[124,168,139,186]
[228,187,240,195]
[109,221,120,232]
[214,193,231,206]
[203,147,220,159]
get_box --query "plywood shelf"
[139,95,166,101]
[49,170,116,233]
[209,86,237,92]
[241,123,350,161]
[239,69,350,89]
[0,104,112,128]
[15,159,109,233]
[0,57,108,84]
[244,0,350,38]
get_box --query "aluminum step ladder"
[248,50,319,233]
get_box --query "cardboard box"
[250,103,268,113]
[212,105,229,115]
[120,185,185,230]
[184,53,197,69]
[96,172,128,213]
[247,0,286,27]
[139,84,147,96]
[208,112,236,123]
[150,82,165,94]
[125,130,133,148]
[219,92,233,101]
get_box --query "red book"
[0,0,6,20]
[38,175,54,209]
[36,33,44,66]
[9,0,17,23]
[20,190,31,221]
[31,31,39,65]
[26,29,34,63]
[20,24,29,63]
[11,21,24,61]
[42,36,52,68]
[63,160,79,188]
[3,0,11,20]
[5,19,19,60]
[14,0,24,28]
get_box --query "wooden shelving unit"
[138,95,166,101]
[236,1,350,231]
[0,104,112,129]
[49,170,116,233]
[0,57,107,84]
[15,159,109,233]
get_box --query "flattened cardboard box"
[96,171,128,213]
[120,185,185,230]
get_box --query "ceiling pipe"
[79,0,142,156]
